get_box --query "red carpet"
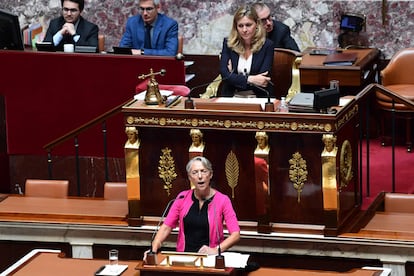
[361,138,414,209]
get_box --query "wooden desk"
[299,48,380,93]
[5,251,139,276]
[0,195,128,225]
[4,251,385,276]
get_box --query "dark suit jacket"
[119,13,178,56]
[268,20,299,51]
[220,38,274,98]
[43,16,99,51]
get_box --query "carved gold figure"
[254,131,270,155]
[321,134,338,210]
[189,129,205,152]
[254,132,270,226]
[124,126,140,202]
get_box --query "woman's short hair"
[186,156,213,174]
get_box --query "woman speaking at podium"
[146,156,240,256]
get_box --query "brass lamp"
[138,68,166,105]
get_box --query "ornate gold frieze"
[288,152,308,203]
[158,147,177,196]
[335,104,358,130]
[340,140,353,190]
[225,151,239,199]
[127,115,338,133]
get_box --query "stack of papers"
[288,93,316,113]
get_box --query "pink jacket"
[163,189,240,252]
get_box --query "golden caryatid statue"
[321,134,338,210]
[254,131,270,155]
[189,129,205,153]
[124,126,141,224]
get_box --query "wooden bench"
[384,192,414,213]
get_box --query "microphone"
[185,70,234,109]
[213,201,225,269]
[245,69,274,112]
[249,82,274,112]
[146,194,185,265]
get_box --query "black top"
[183,191,213,252]
[267,20,300,52]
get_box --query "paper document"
[95,264,128,276]
[215,97,273,111]
[194,252,250,268]
[134,90,173,100]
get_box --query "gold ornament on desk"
[138,68,166,105]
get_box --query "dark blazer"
[43,16,99,51]
[268,20,299,52]
[119,13,178,56]
[220,38,274,98]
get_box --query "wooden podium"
[137,252,235,276]
[122,96,361,236]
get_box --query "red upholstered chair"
[104,182,127,201]
[135,81,190,97]
[376,48,414,152]
[25,179,69,198]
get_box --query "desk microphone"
[249,82,274,112]
[185,70,234,109]
[244,69,274,112]
[146,194,185,265]
[213,201,225,269]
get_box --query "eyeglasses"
[260,15,273,24]
[62,7,79,13]
[139,7,155,13]
[190,169,210,176]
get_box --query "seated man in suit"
[43,0,99,51]
[253,2,300,51]
[119,0,178,56]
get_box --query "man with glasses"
[119,0,178,56]
[253,2,299,51]
[43,0,99,51]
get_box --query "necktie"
[144,24,152,49]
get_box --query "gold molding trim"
[340,140,353,190]
[288,152,308,203]
[158,147,177,196]
[335,104,358,131]
[127,116,336,133]
[225,150,239,199]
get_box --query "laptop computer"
[113,46,133,55]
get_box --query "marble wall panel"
[1,0,413,58]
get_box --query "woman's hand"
[198,245,218,255]
[247,71,270,87]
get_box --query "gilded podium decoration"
[340,140,353,190]
[158,147,177,196]
[225,151,239,199]
[321,134,338,210]
[289,152,308,203]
